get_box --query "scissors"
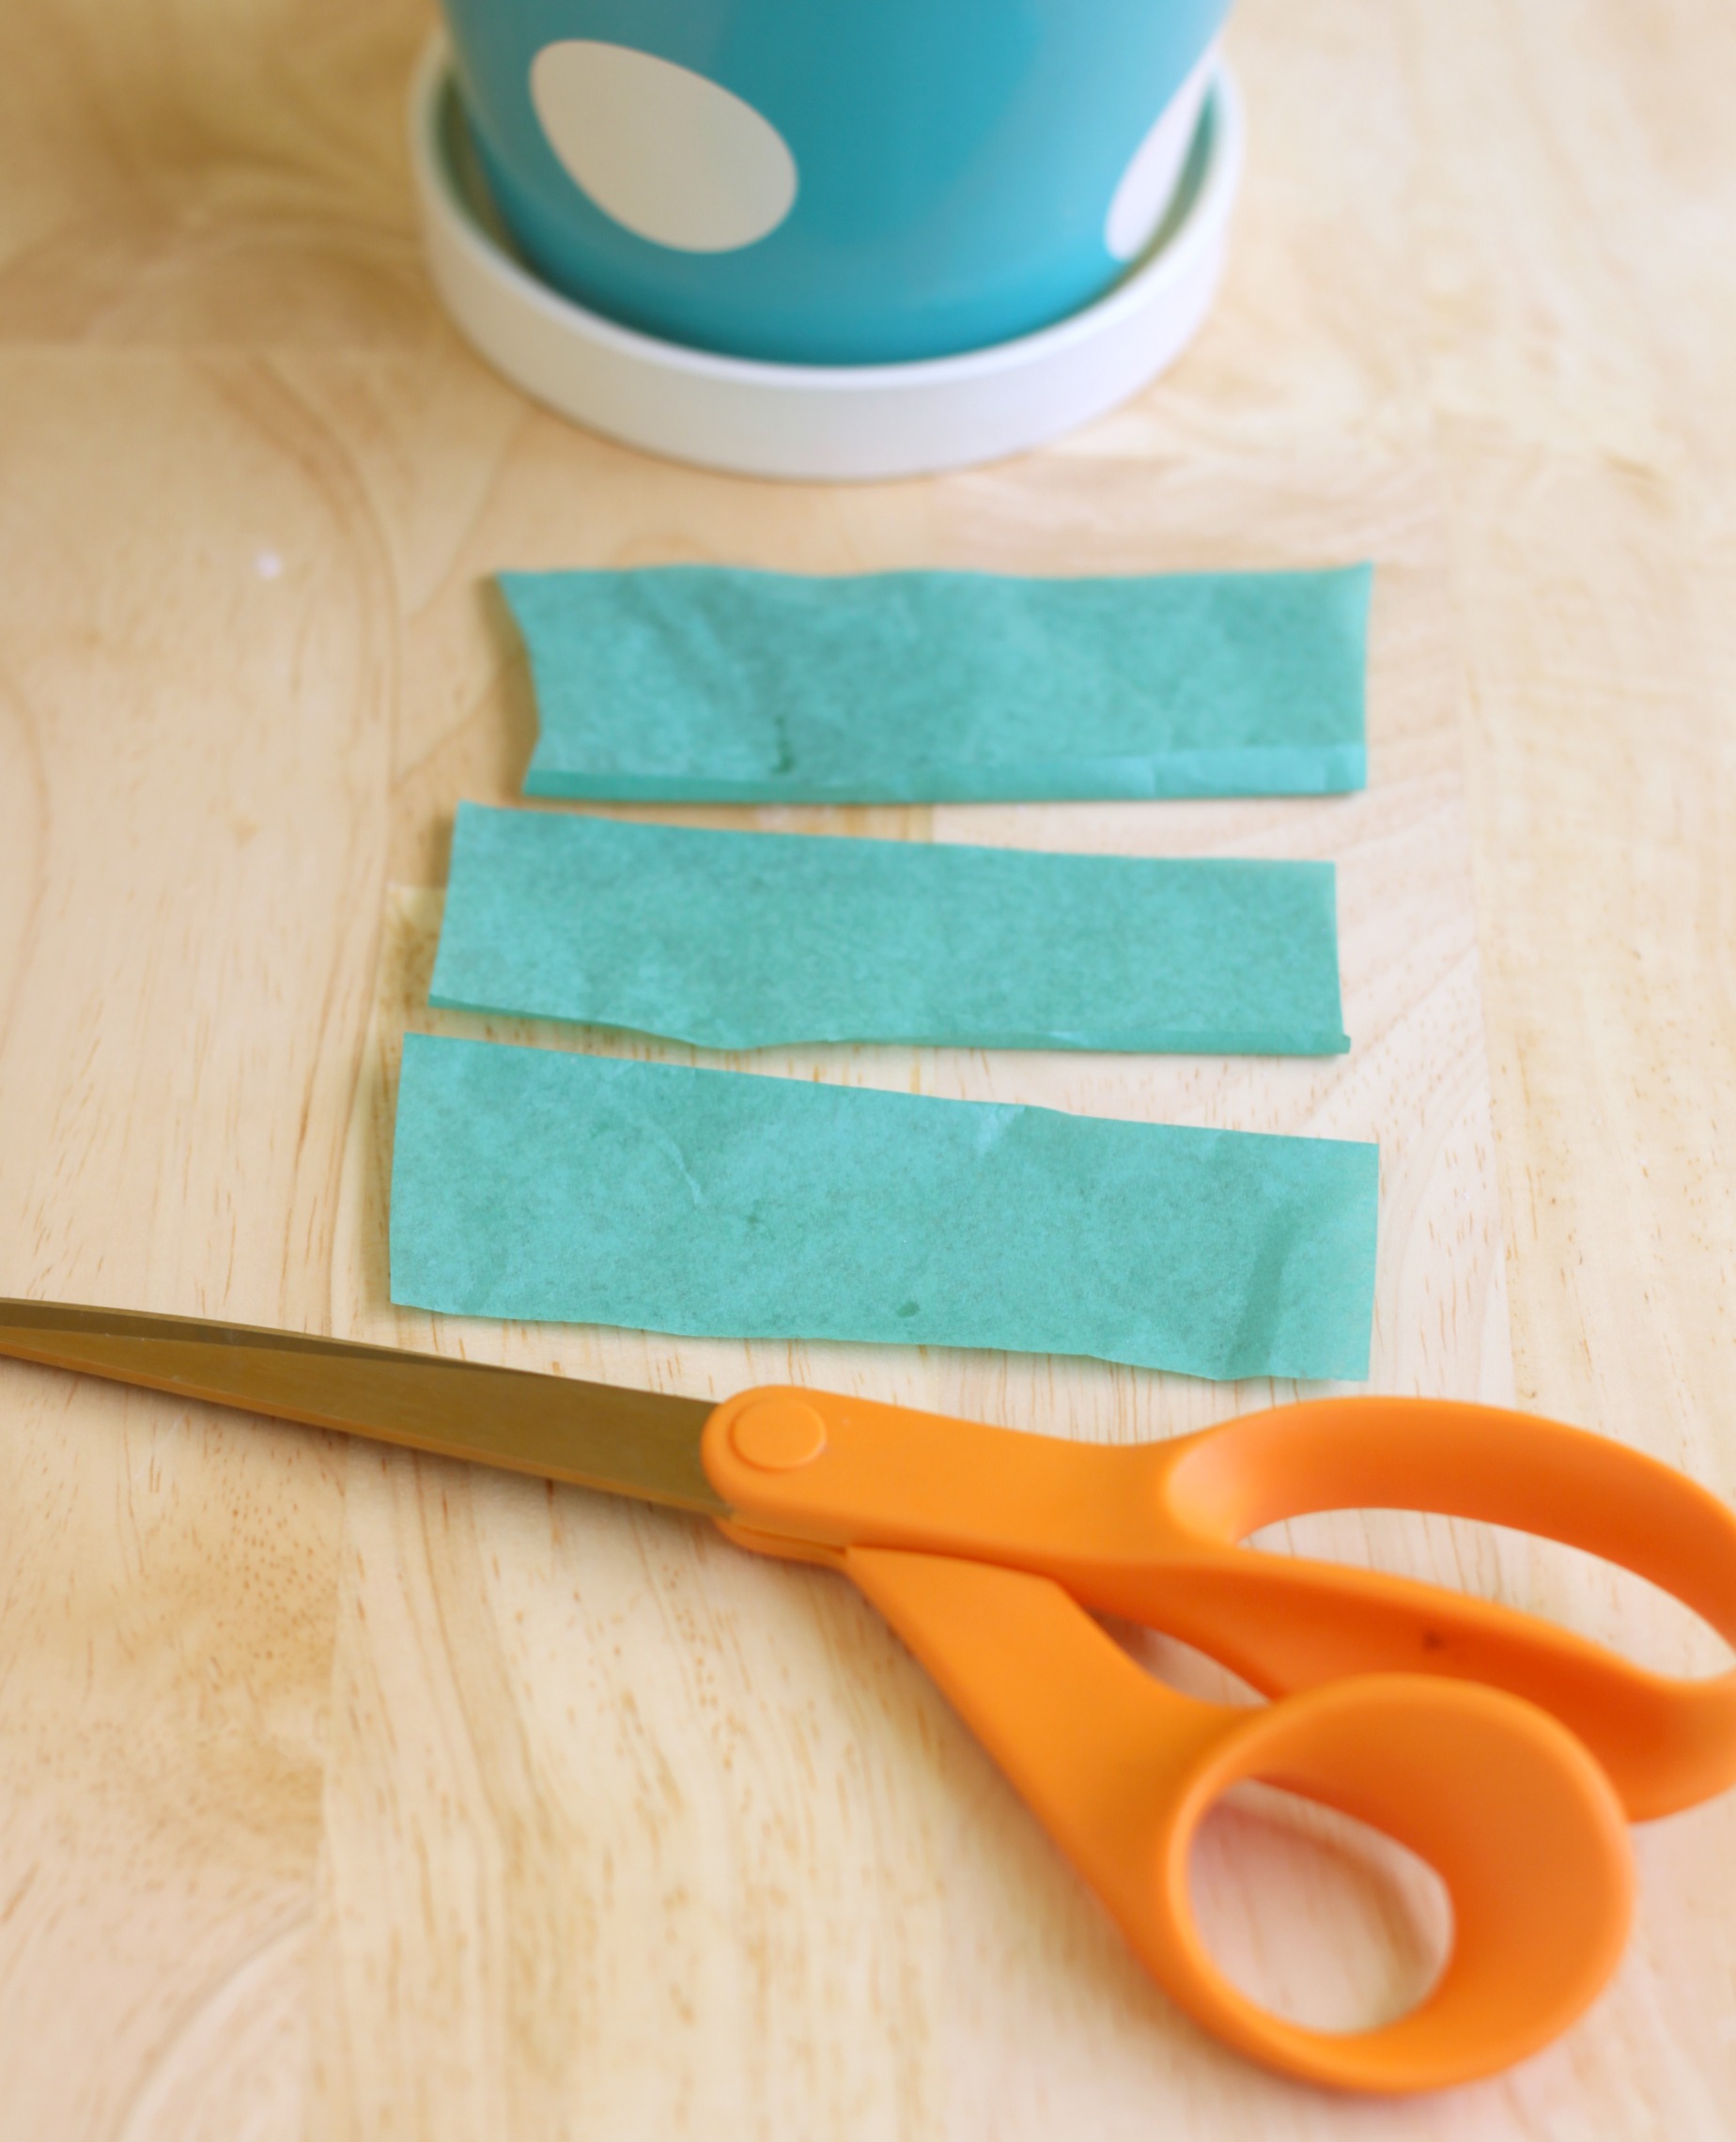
[4,1298,1735,2095]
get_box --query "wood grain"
[0,0,1732,2132]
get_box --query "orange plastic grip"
[705,1389,1736,1820]
[703,1394,1654,2088]
[1158,1398,1736,1818]
[848,1548,1632,2095]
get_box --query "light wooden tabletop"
[2,2,1733,2135]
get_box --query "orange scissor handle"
[1155,1396,1736,1817]
[854,1550,1633,2094]
[705,1393,1655,2089]
[704,1390,1736,1820]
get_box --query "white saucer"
[407,34,1244,482]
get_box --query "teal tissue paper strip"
[508,565,1373,804]
[390,1034,1380,1382]
[432,804,1351,1056]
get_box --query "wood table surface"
[2,2,1733,2134]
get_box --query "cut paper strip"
[432,804,1351,1056]
[390,1035,1380,1382]
[508,564,1372,804]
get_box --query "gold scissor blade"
[0,1298,726,1517]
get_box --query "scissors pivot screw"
[728,1396,829,1471]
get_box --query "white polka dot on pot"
[530,40,798,254]
[1104,40,1218,263]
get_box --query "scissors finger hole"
[1187,1779,1451,2034]
[1151,1679,1632,2088]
